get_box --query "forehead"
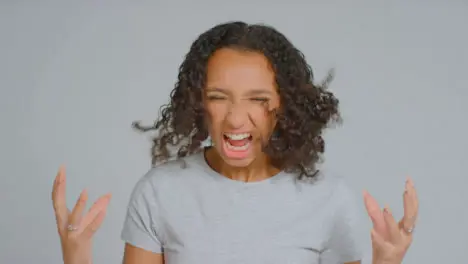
[205,48,276,93]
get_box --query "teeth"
[224,133,250,140]
[225,140,250,151]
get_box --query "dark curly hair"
[133,21,341,179]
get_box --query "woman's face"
[203,48,280,168]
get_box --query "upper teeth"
[225,133,250,140]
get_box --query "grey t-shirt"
[121,152,363,264]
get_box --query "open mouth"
[223,132,253,151]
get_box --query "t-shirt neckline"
[191,148,290,187]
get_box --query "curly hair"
[133,21,341,179]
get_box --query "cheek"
[204,103,226,131]
[251,109,276,134]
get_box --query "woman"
[51,21,419,264]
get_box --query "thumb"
[371,228,388,252]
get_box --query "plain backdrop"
[1,1,467,263]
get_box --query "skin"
[51,48,419,264]
[203,48,281,182]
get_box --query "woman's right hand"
[51,166,111,264]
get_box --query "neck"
[204,147,280,182]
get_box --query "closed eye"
[207,95,227,101]
[251,97,269,102]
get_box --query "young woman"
[52,21,419,264]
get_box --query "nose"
[225,102,249,130]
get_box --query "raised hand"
[51,166,111,264]
[364,178,419,264]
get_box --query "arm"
[123,243,164,264]
[121,175,166,264]
[319,178,363,264]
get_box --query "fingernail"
[383,205,391,215]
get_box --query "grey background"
[1,1,467,263]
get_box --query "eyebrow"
[205,87,273,96]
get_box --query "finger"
[408,178,419,220]
[80,193,112,230]
[68,189,88,228]
[383,205,401,244]
[363,190,388,240]
[401,177,418,231]
[83,207,108,239]
[371,228,390,252]
[52,166,69,233]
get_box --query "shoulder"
[295,169,361,214]
[127,152,208,202]
[321,171,358,203]
[313,170,362,225]
[297,169,356,197]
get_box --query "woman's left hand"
[363,178,419,264]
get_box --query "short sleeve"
[319,179,364,264]
[121,176,164,253]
